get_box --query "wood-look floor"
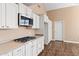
[39,41,79,56]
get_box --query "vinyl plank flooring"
[39,41,79,56]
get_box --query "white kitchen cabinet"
[0,37,44,56]
[0,4,6,29]
[31,37,44,56]
[36,15,40,28]
[25,41,33,56]
[0,3,18,29]
[32,13,36,28]
[37,37,44,54]
[43,15,49,23]
[39,16,44,34]
[6,3,18,28]
[32,13,40,29]
[1,51,12,56]
[19,3,27,14]
[37,39,42,54]
[32,39,38,56]
[2,4,6,28]
[25,37,44,56]
[0,4,2,28]
[40,37,44,50]
[13,45,25,56]
[19,3,32,18]
[26,6,32,18]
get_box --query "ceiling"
[24,3,79,11]
[43,3,79,11]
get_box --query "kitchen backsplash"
[0,27,35,44]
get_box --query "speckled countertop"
[0,36,44,55]
[0,41,24,55]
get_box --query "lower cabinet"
[32,39,38,56]
[37,37,44,54]
[25,41,33,56]
[0,37,44,56]
[1,51,12,56]
[13,45,25,56]
[25,36,44,56]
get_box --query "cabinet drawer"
[13,45,25,56]
[1,51,12,56]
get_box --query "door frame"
[54,20,64,41]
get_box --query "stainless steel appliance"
[14,36,36,43]
[18,13,33,26]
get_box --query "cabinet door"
[41,37,44,50]
[0,4,2,28]
[19,4,27,14]
[37,38,42,54]
[1,51,12,56]
[1,4,6,28]
[32,13,36,28]
[32,13,40,29]
[40,16,44,34]
[26,7,32,18]
[13,45,25,56]
[32,39,38,56]
[44,15,49,23]
[36,15,40,29]
[28,8,32,18]
[25,41,33,56]
[6,3,18,29]
[37,37,44,54]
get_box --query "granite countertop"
[0,41,24,55]
[0,35,44,55]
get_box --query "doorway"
[54,20,63,41]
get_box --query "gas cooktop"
[14,36,36,43]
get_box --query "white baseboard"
[51,39,55,41]
[64,40,79,44]
[54,39,63,41]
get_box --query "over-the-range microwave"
[18,13,33,27]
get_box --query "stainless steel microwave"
[18,13,33,26]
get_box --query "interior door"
[54,20,63,41]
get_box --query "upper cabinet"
[6,4,18,28]
[19,4,32,18]
[32,13,40,29]
[43,15,49,23]
[26,6,32,18]
[0,4,6,29]
[19,4,27,14]
[39,15,44,33]
[0,3,45,29]
[0,3,18,29]
[0,4,2,28]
